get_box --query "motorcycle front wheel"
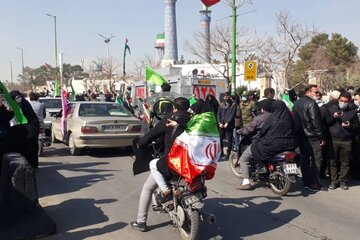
[178,207,200,240]
[269,170,291,196]
[229,151,242,178]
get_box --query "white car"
[51,101,141,155]
[38,97,62,136]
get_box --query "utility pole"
[46,13,59,86]
[16,47,24,76]
[8,61,13,83]
[231,0,237,95]
[98,34,115,64]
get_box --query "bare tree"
[184,23,252,87]
[254,11,318,92]
[132,55,159,80]
[92,56,120,91]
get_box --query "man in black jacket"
[217,92,237,158]
[294,84,326,192]
[131,97,190,232]
[327,92,360,190]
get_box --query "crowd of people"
[210,85,360,191]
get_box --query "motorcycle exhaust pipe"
[200,212,216,224]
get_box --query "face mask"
[241,97,247,101]
[15,97,22,103]
[339,102,348,110]
[355,100,359,107]
[312,96,319,101]
[315,99,322,104]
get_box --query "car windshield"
[78,103,131,117]
[39,98,62,109]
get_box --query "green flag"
[69,81,76,102]
[0,81,28,124]
[189,96,197,106]
[282,93,294,111]
[124,38,131,57]
[145,66,167,86]
[116,95,124,106]
[54,80,60,97]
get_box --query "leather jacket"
[294,96,325,140]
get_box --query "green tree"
[289,33,358,90]
[21,63,88,89]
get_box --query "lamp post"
[98,34,115,63]
[16,47,24,76]
[8,61,13,83]
[46,13,59,85]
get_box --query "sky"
[1,0,360,82]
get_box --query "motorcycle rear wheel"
[229,151,242,178]
[179,207,199,240]
[269,171,291,196]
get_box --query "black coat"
[134,110,190,179]
[0,105,14,157]
[0,105,14,137]
[319,105,335,140]
[217,100,237,127]
[251,101,298,162]
[293,96,325,140]
[327,104,360,140]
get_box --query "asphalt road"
[37,143,360,240]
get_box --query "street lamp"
[8,61,13,83]
[16,47,24,76]
[46,13,60,85]
[98,34,115,62]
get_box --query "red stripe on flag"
[168,139,217,183]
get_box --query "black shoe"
[304,183,327,192]
[340,181,349,190]
[130,221,147,232]
[328,182,339,190]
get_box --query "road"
[37,143,360,240]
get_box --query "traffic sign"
[244,61,257,81]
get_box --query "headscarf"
[10,90,38,122]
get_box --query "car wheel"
[69,133,82,155]
[51,128,60,143]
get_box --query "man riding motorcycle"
[131,97,190,232]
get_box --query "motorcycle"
[229,136,300,196]
[38,121,51,157]
[148,136,215,240]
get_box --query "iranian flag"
[167,112,221,184]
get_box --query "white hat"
[330,90,340,100]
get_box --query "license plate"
[284,163,298,174]
[102,125,127,131]
[184,192,204,206]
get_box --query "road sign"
[244,61,257,81]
